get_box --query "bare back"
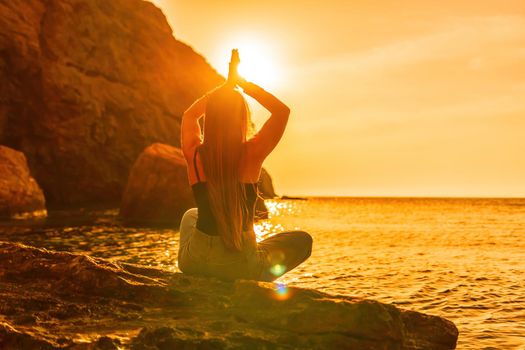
[187,142,263,185]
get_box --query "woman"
[178,49,312,282]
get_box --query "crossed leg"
[256,230,313,282]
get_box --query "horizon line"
[278,194,525,200]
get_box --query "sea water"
[263,197,525,349]
[2,197,524,349]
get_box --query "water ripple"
[1,197,525,349]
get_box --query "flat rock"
[0,242,459,349]
[0,145,46,219]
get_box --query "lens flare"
[273,282,290,300]
[270,264,286,277]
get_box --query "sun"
[214,37,281,89]
[236,42,280,88]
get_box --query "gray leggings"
[178,208,312,282]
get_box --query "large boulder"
[120,143,194,226]
[0,242,459,349]
[0,146,46,219]
[120,143,273,226]
[0,0,222,207]
[254,168,276,219]
[258,167,277,199]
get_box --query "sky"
[152,0,525,197]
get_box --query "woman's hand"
[225,49,262,92]
[226,48,241,87]
[185,48,244,118]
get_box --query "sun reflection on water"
[254,200,300,242]
[265,200,297,217]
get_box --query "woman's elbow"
[277,106,290,121]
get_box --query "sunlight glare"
[214,37,281,89]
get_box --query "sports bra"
[191,147,258,236]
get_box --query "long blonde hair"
[200,87,250,251]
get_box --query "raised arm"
[181,93,208,161]
[181,50,240,161]
[240,79,290,161]
[226,49,290,160]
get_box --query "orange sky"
[152,0,525,197]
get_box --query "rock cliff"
[0,242,459,349]
[0,146,46,218]
[0,0,222,207]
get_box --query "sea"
[1,197,524,349]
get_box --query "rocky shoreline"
[0,242,458,349]
[0,146,46,219]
